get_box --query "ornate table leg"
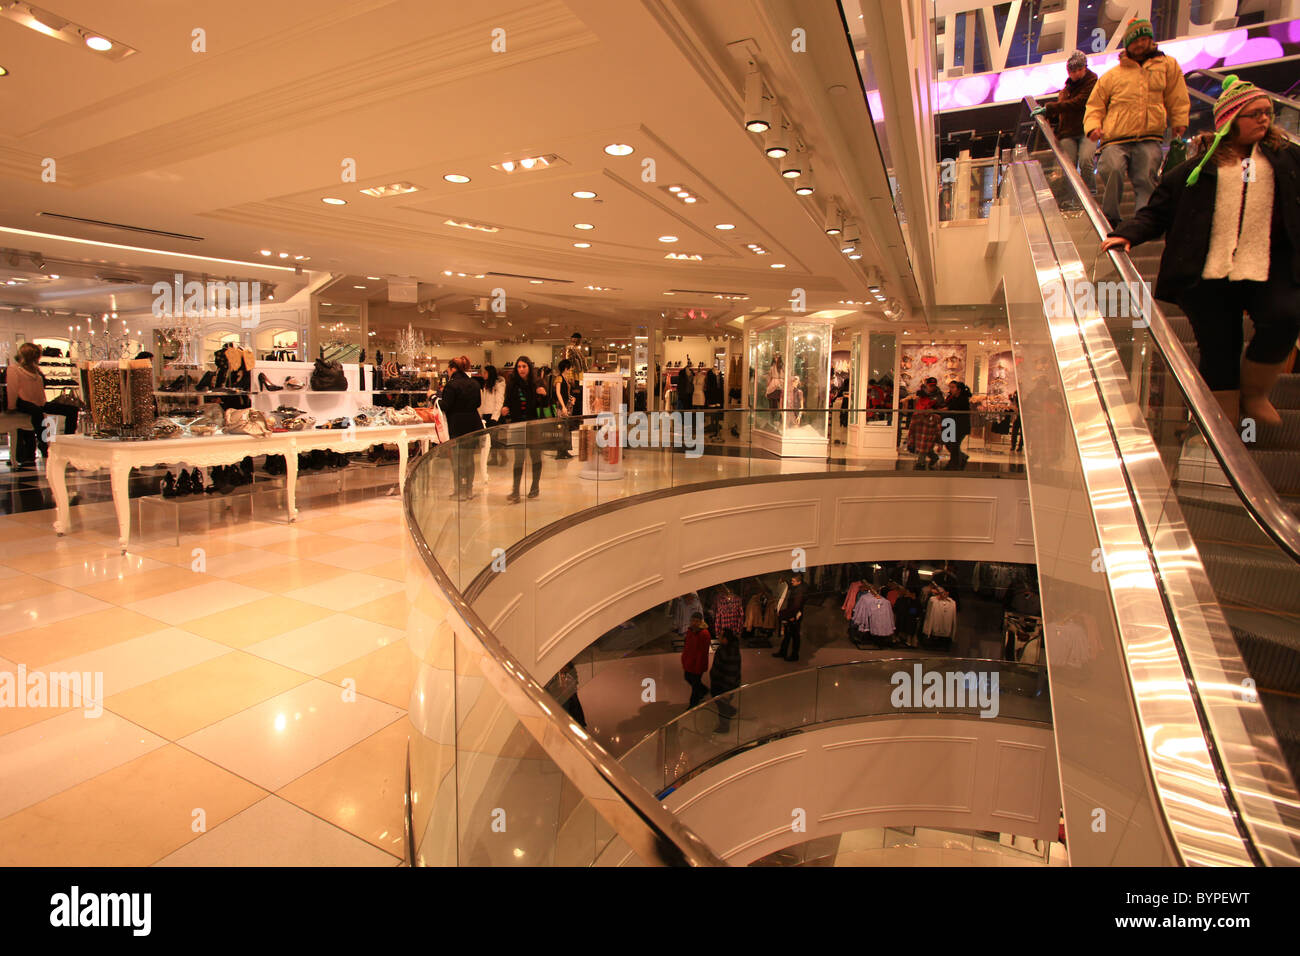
[109,459,132,552]
[285,445,299,522]
[49,448,71,536]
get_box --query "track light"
[743,67,771,133]
[824,207,843,236]
[780,148,802,179]
[840,219,860,253]
[794,162,815,196]
[763,113,789,158]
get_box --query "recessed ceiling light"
[572,190,597,199]
[668,186,681,193]
[366,276,382,280]
[0,67,8,77]
[714,223,735,230]
[574,223,595,230]
[48,274,59,279]
[530,279,543,284]
[260,250,272,256]
[445,218,499,233]
[770,263,786,269]
[658,235,678,243]
[443,174,471,184]
[353,285,366,289]
[359,182,422,198]
[295,255,310,261]
[604,143,634,156]
[683,197,697,204]
[85,36,112,52]
[278,253,289,259]
[573,242,591,248]
[322,197,347,205]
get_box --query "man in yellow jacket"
[1084,18,1189,226]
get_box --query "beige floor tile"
[0,658,80,735]
[124,579,267,626]
[278,718,408,856]
[78,564,212,604]
[0,709,166,818]
[288,515,369,534]
[0,607,169,667]
[195,548,295,579]
[0,745,267,866]
[177,679,403,791]
[183,596,335,649]
[320,640,414,710]
[0,589,112,638]
[326,521,406,543]
[347,595,408,630]
[0,543,118,574]
[223,559,351,594]
[282,571,403,612]
[155,795,398,866]
[137,537,248,567]
[34,628,232,700]
[310,543,402,572]
[262,534,356,558]
[364,558,408,582]
[0,575,67,602]
[33,552,169,589]
[105,652,311,740]
[244,614,404,676]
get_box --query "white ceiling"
[0,0,915,335]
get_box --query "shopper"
[682,611,712,709]
[1009,390,1024,452]
[479,364,507,466]
[773,572,806,662]
[674,364,693,411]
[709,627,742,733]
[1039,50,1098,192]
[1084,18,1189,226]
[1101,75,1300,427]
[440,356,483,501]
[5,343,51,469]
[906,378,942,469]
[941,380,972,469]
[500,356,549,502]
[563,331,587,412]
[704,367,724,439]
[553,359,577,460]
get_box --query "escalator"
[1008,84,1300,863]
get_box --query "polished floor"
[751,825,1067,867]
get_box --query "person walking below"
[906,378,943,469]
[440,356,483,500]
[773,572,806,662]
[553,359,577,460]
[682,612,712,709]
[1084,18,1189,227]
[5,343,51,470]
[709,627,742,733]
[941,380,972,470]
[1041,50,1099,192]
[1101,76,1300,428]
[479,364,507,467]
[500,356,550,502]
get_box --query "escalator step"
[1246,449,1300,494]
[1257,689,1300,788]
[1271,375,1300,410]
[1248,410,1300,450]
[1202,548,1300,618]
[1228,615,1300,694]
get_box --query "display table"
[47,423,441,551]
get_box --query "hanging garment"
[671,592,704,634]
[713,590,744,635]
[743,593,777,631]
[842,581,865,620]
[923,596,957,639]
[852,593,895,638]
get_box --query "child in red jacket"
[682,612,712,709]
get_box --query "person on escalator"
[1083,19,1189,227]
[1100,75,1300,429]
[1040,50,1098,193]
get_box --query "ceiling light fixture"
[824,207,842,236]
[714,223,735,231]
[764,114,789,158]
[322,197,347,205]
[743,66,771,133]
[770,263,786,269]
[85,35,111,51]
[604,143,634,156]
[573,242,591,248]
[445,218,500,233]
[574,223,594,230]
[840,220,860,253]
[780,148,802,179]
[794,162,816,196]
[443,174,471,184]
[260,249,272,256]
[658,235,678,243]
[359,182,422,197]
[571,190,597,199]
[491,153,561,174]
[665,253,703,261]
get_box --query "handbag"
[310,358,347,391]
[431,398,450,444]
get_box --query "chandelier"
[68,314,137,362]
[395,322,425,362]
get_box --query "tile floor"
[0,493,412,866]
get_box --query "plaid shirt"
[907,410,941,452]
[713,592,743,633]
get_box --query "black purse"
[311,358,347,391]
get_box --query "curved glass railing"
[403,406,1024,866]
[1001,120,1300,864]
[616,658,1051,799]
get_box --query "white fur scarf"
[1202,145,1274,281]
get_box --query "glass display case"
[848,331,900,455]
[746,316,833,457]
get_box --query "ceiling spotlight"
[743,67,771,133]
[780,149,802,179]
[573,242,591,248]
[714,223,735,230]
[322,197,347,205]
[794,163,816,196]
[572,190,597,199]
[574,223,594,230]
[658,235,678,243]
[85,36,112,52]
[260,249,272,256]
[443,174,471,184]
[764,115,789,158]
[824,207,842,236]
[366,276,382,280]
[770,263,786,269]
[604,143,634,156]
[278,252,290,259]
[668,185,681,193]
[840,219,860,252]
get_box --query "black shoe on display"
[192,469,205,495]
[175,469,193,497]
[258,372,283,392]
[195,371,215,392]
[161,471,177,498]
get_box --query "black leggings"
[1176,274,1300,390]
[512,445,542,492]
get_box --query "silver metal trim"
[1022,95,1300,563]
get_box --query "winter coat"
[502,371,547,422]
[1110,139,1300,302]
[440,371,483,438]
[479,378,505,422]
[942,390,972,439]
[709,638,742,696]
[681,625,711,675]
[1083,49,1189,145]
[1045,69,1098,139]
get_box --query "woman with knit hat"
[1102,76,1300,428]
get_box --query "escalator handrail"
[1183,68,1300,114]
[1021,94,1300,565]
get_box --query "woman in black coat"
[440,356,483,500]
[500,356,550,502]
[1102,76,1300,429]
[941,380,972,469]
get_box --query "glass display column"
[746,316,833,457]
[848,331,899,456]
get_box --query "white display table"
[47,423,441,552]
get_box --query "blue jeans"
[1098,140,1162,224]
[1057,134,1097,193]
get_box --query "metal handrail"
[1021,94,1300,564]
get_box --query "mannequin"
[764,354,784,424]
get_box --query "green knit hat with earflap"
[1186,74,1270,185]
[1122,18,1154,48]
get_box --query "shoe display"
[161,471,176,498]
[284,377,305,390]
[192,468,205,495]
[175,469,194,497]
[258,372,283,392]
[195,371,215,391]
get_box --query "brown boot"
[1239,359,1286,428]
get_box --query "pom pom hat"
[1186,75,1271,185]
[1122,18,1154,48]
